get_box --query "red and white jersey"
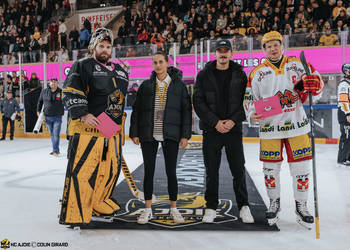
[244,55,323,139]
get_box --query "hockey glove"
[294,80,308,103]
[303,75,321,96]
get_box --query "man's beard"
[95,52,111,64]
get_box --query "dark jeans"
[46,115,62,153]
[203,130,248,210]
[60,33,67,48]
[2,116,14,139]
[70,40,78,50]
[80,40,88,49]
[338,122,350,163]
[140,139,179,201]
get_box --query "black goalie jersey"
[63,57,128,126]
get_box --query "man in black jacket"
[193,39,254,224]
[0,90,20,140]
[37,78,64,156]
[69,25,79,50]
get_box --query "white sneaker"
[239,206,254,224]
[137,209,152,224]
[202,209,216,223]
[170,208,185,223]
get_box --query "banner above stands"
[0,47,348,81]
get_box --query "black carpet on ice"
[82,148,278,231]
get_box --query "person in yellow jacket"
[319,29,340,46]
[59,28,128,226]
[332,0,346,18]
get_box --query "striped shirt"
[153,74,171,141]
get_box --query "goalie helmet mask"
[342,63,350,77]
[88,28,114,52]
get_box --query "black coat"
[193,60,247,132]
[129,67,192,143]
[37,87,64,116]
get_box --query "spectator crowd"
[113,0,350,57]
[0,0,91,64]
[0,0,349,63]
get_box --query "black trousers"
[140,139,179,201]
[337,122,350,163]
[2,116,14,139]
[203,130,248,210]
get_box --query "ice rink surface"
[0,138,349,250]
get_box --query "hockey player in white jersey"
[244,31,324,228]
[337,63,350,167]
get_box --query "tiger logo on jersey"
[107,90,124,118]
[275,90,299,109]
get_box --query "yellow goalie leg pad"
[92,135,122,216]
[59,133,104,224]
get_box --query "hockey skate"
[266,198,280,226]
[67,223,83,230]
[91,210,118,223]
[337,160,350,168]
[295,200,314,230]
[91,213,115,223]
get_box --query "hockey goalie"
[59,28,128,226]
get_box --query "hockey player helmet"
[261,31,283,47]
[342,63,350,77]
[88,28,114,52]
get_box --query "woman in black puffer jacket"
[129,51,192,225]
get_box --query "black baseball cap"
[215,39,232,51]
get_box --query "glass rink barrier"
[0,31,348,138]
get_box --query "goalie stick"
[121,156,156,202]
